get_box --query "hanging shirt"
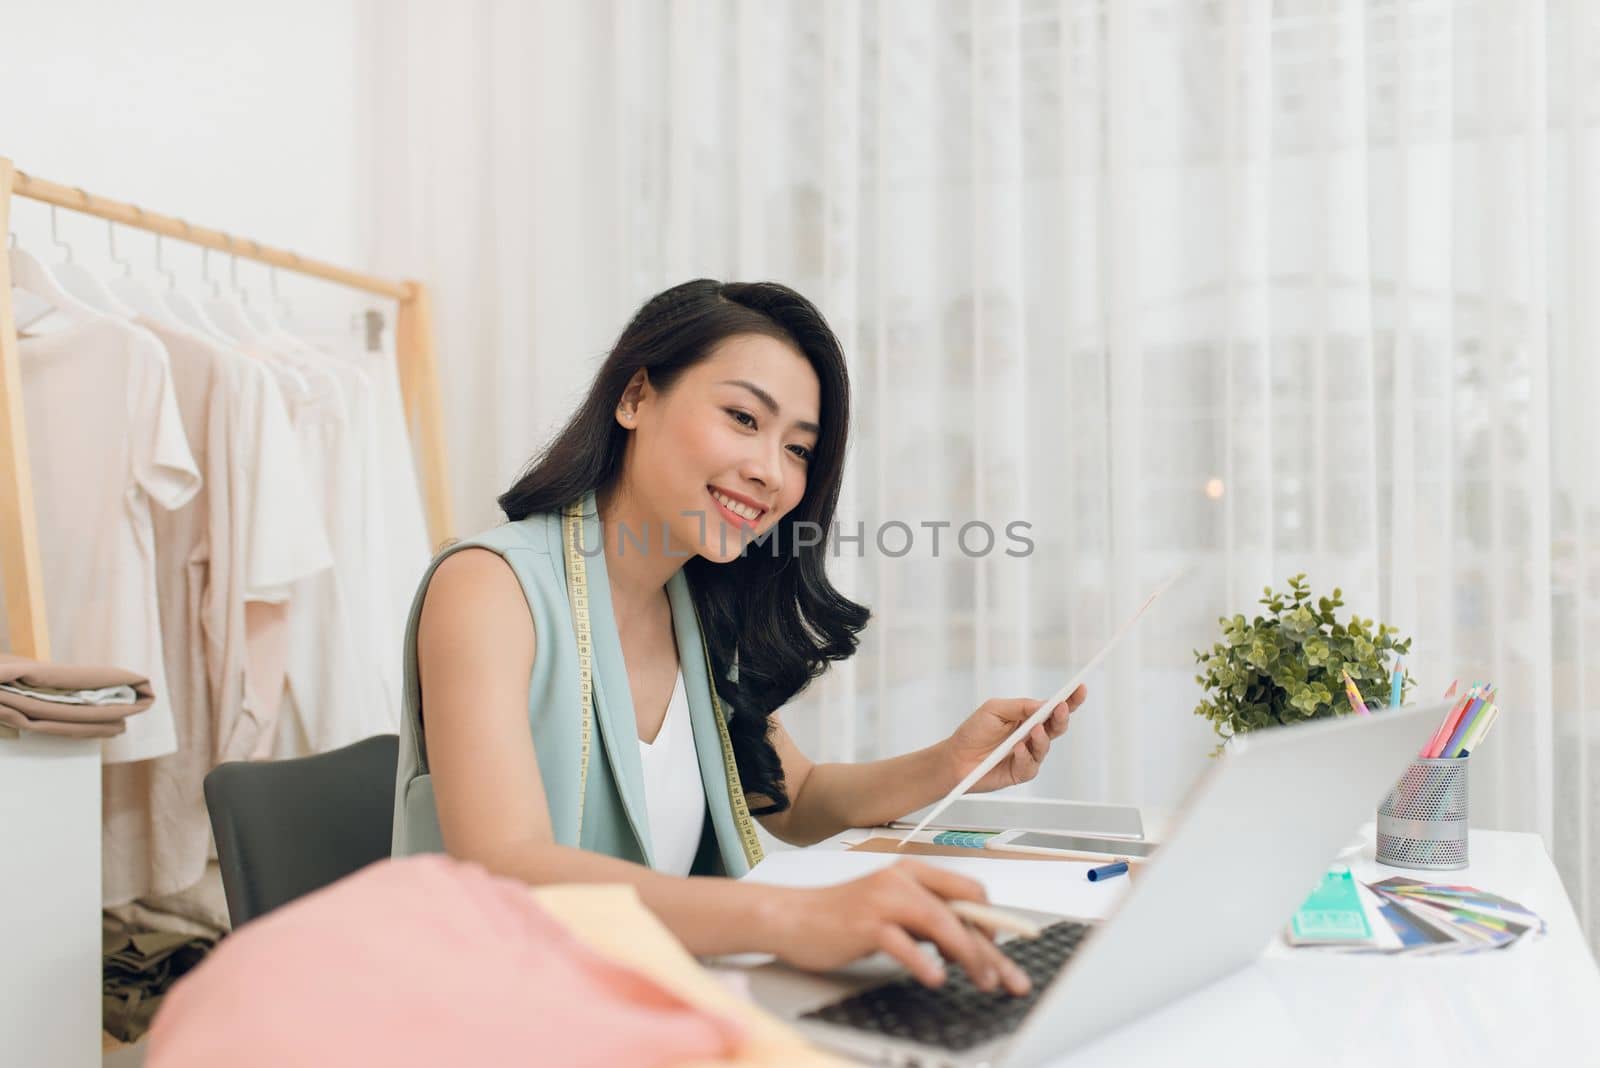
[101,318,332,905]
[312,356,391,743]
[1,316,200,763]
[638,670,708,877]
[266,334,429,757]
[247,341,383,757]
[260,329,430,756]
[343,343,432,731]
[231,337,329,751]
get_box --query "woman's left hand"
[943,686,1086,793]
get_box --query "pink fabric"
[147,856,744,1067]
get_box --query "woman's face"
[620,333,821,563]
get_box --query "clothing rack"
[0,156,454,661]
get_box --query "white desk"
[743,828,1600,1067]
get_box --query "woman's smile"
[707,484,767,529]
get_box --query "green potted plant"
[1193,574,1413,752]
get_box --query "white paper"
[898,570,1185,847]
[742,848,1131,922]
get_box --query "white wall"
[1,0,374,328]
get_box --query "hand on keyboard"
[760,859,1032,996]
[803,919,1092,1052]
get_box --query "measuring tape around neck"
[561,502,596,841]
[561,500,763,868]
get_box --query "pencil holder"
[1376,757,1469,869]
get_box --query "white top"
[3,317,201,763]
[346,343,431,738]
[252,340,368,757]
[637,670,706,877]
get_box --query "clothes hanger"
[104,213,189,331]
[230,254,331,376]
[259,266,305,346]
[237,252,310,355]
[202,243,315,392]
[8,223,102,333]
[247,257,304,347]
[215,251,325,398]
[234,246,278,335]
[159,224,233,342]
[6,233,50,329]
[252,269,319,356]
[242,298,273,334]
[258,264,335,358]
[46,198,139,317]
[201,240,266,344]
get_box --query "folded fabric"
[0,654,153,737]
[146,855,749,1068]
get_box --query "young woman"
[396,279,1085,997]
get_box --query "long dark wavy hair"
[497,279,870,815]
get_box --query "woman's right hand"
[758,860,1031,996]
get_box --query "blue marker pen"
[1087,861,1129,882]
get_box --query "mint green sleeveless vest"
[391,489,763,877]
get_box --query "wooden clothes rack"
[0,157,454,661]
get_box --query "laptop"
[745,698,1450,1067]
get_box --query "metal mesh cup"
[1376,757,1470,869]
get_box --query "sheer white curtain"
[362,0,1600,950]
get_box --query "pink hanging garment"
[146,855,745,1067]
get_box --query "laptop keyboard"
[800,919,1092,1053]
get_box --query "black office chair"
[203,733,400,928]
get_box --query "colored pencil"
[1442,688,1494,758]
[1422,684,1481,758]
[950,900,1044,938]
[1455,703,1501,757]
[1429,690,1484,759]
[1341,670,1371,717]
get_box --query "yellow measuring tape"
[700,631,766,869]
[561,502,596,841]
[562,500,763,869]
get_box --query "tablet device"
[987,829,1160,858]
[889,797,1145,840]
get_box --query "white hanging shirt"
[2,317,200,763]
[270,332,429,754]
[637,670,707,877]
[344,343,431,738]
[249,341,374,758]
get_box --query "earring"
[617,406,632,424]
